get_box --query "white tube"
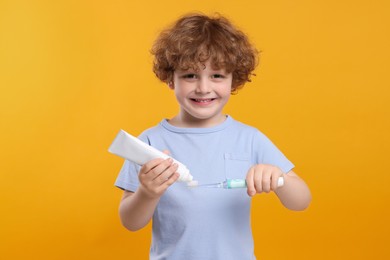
[108,130,193,182]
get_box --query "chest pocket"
[224,153,251,179]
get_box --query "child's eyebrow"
[176,70,196,74]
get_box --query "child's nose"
[195,79,211,94]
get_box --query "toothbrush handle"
[226,177,284,189]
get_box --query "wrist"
[137,185,162,201]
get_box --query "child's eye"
[212,74,225,79]
[182,74,197,79]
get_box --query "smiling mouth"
[190,98,216,103]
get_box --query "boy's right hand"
[138,157,180,199]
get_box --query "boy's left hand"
[246,164,284,197]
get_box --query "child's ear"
[168,81,174,89]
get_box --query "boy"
[115,13,311,260]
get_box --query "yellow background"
[1,0,389,259]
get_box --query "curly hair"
[151,13,259,92]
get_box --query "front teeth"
[194,99,213,102]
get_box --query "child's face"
[170,60,232,127]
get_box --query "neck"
[168,114,227,128]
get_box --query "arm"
[119,157,179,231]
[246,165,311,211]
[274,170,311,211]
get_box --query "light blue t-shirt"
[115,116,294,260]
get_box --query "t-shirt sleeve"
[252,130,294,174]
[114,133,149,192]
[114,159,140,192]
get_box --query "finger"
[150,158,174,179]
[140,158,165,175]
[154,172,180,195]
[262,168,272,193]
[155,163,179,185]
[162,150,170,155]
[164,172,180,187]
[246,167,256,196]
[253,166,263,194]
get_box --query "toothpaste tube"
[108,130,193,182]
